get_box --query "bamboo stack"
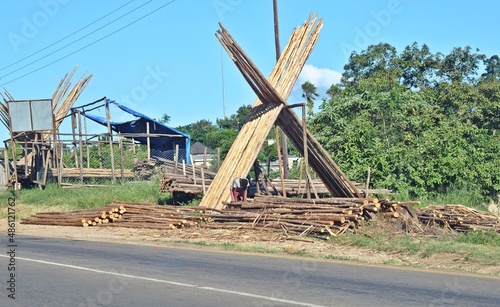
[21,203,127,227]
[415,205,500,233]
[21,201,212,229]
[96,201,211,230]
[206,196,395,236]
[20,200,500,236]
[56,167,134,178]
[160,173,213,194]
[200,15,326,210]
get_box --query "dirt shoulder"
[2,218,498,277]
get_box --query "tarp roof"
[76,99,190,163]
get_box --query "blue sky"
[1,0,499,141]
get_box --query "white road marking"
[0,254,324,307]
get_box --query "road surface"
[1,236,499,306]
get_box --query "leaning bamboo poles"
[200,14,323,210]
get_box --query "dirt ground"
[2,218,499,277]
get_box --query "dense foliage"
[310,42,499,202]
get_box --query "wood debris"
[415,205,500,233]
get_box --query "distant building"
[190,142,214,167]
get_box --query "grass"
[0,180,172,219]
[329,227,500,268]
[393,186,490,209]
[171,239,283,254]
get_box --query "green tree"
[176,119,218,145]
[159,113,171,124]
[436,46,485,83]
[301,81,319,117]
[311,42,500,202]
[216,104,252,131]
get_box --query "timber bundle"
[415,205,500,233]
[160,173,213,195]
[21,203,127,227]
[21,201,211,229]
[21,199,500,236]
[207,196,420,236]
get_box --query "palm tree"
[301,81,319,117]
[159,113,171,124]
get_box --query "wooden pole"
[119,132,124,183]
[3,149,9,188]
[83,115,90,168]
[23,139,28,178]
[217,147,221,170]
[302,103,310,200]
[203,147,207,168]
[190,154,196,185]
[365,166,371,198]
[97,138,102,169]
[274,126,286,197]
[52,111,61,187]
[105,99,115,182]
[146,122,151,161]
[131,137,136,163]
[201,166,206,194]
[58,134,63,188]
[273,0,289,179]
[77,111,84,185]
[6,102,19,199]
[174,144,179,174]
[71,110,79,168]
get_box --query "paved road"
[0,236,499,306]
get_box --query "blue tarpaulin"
[77,99,191,163]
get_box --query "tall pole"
[273,0,289,179]
[221,47,226,118]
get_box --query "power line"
[1,0,153,80]
[0,0,135,73]
[0,0,177,87]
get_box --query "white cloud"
[297,64,342,89]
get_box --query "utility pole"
[273,0,289,179]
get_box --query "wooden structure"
[200,15,361,210]
[0,66,92,190]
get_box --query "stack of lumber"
[160,173,213,194]
[21,203,127,227]
[415,205,500,233]
[207,196,421,236]
[95,201,211,230]
[21,201,212,229]
[57,167,134,178]
[210,197,370,236]
[22,199,499,237]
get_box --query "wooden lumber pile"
[415,205,500,233]
[21,199,500,237]
[56,167,134,178]
[21,203,127,227]
[206,196,423,236]
[21,201,213,229]
[160,173,213,195]
[95,201,211,230]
